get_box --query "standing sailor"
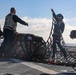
[0,7,28,57]
[51,9,67,61]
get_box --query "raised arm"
[51,9,57,20]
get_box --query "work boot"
[48,57,55,64]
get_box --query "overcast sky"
[0,0,76,44]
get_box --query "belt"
[4,26,13,30]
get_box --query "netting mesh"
[12,33,47,61]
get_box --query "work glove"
[15,32,19,36]
[51,8,54,14]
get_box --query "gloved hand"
[15,32,19,36]
[51,8,54,13]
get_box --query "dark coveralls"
[52,13,67,59]
[0,14,28,57]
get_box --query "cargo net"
[12,33,47,61]
[10,30,76,66]
[2,33,76,70]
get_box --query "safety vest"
[4,13,17,33]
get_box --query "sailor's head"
[56,13,64,21]
[10,7,16,14]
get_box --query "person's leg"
[52,40,57,60]
[1,29,14,57]
[0,40,6,56]
[0,30,8,56]
[57,41,67,58]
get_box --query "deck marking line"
[11,59,61,74]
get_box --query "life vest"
[4,13,17,33]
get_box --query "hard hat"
[56,14,64,19]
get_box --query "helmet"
[56,14,64,19]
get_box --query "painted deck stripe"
[0,62,8,65]
[7,63,20,68]
[11,59,60,74]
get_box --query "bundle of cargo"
[10,33,47,61]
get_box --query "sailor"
[51,9,67,61]
[0,7,28,57]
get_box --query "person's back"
[4,7,28,33]
[4,13,17,33]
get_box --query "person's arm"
[51,9,57,20]
[60,22,65,33]
[13,15,28,26]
